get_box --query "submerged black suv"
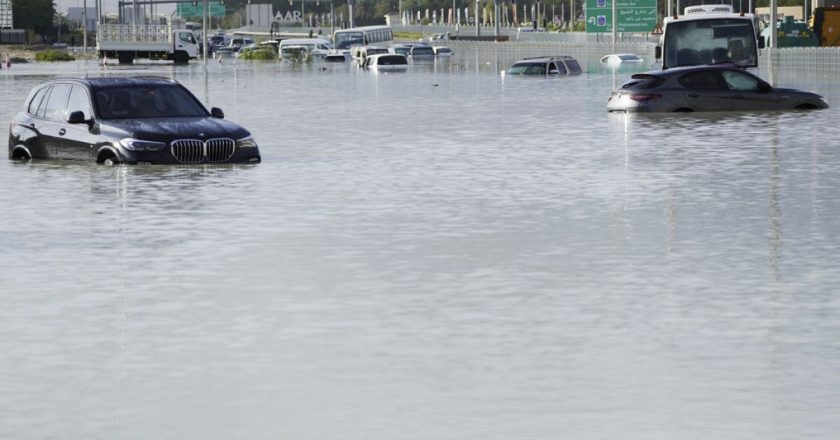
[8,77,261,165]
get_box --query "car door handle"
[58,128,66,136]
[688,92,700,98]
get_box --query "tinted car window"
[28,87,48,115]
[93,85,208,119]
[67,85,93,120]
[549,62,566,75]
[511,63,545,74]
[678,71,727,90]
[411,46,434,56]
[721,70,761,91]
[44,84,71,122]
[377,55,407,65]
[623,74,665,89]
[565,60,582,74]
[179,32,196,44]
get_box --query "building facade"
[0,0,13,29]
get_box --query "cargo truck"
[97,24,200,64]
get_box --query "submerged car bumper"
[114,144,261,165]
[608,93,659,112]
[607,91,682,113]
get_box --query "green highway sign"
[585,0,657,33]
[177,1,226,18]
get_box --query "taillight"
[629,93,662,102]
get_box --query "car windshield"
[412,46,434,55]
[376,55,407,65]
[335,32,364,49]
[93,85,208,119]
[508,62,546,74]
[663,18,758,68]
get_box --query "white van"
[350,45,390,66]
[362,53,408,71]
[277,38,333,59]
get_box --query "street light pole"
[83,0,88,54]
[202,0,208,64]
[475,0,479,35]
[454,0,457,31]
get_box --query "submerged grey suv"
[8,77,261,165]
[607,64,829,113]
[507,56,583,76]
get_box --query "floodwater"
[2,53,840,440]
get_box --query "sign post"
[585,0,657,34]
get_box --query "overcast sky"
[55,0,176,15]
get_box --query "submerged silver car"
[507,56,583,76]
[607,64,829,112]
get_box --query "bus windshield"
[663,18,758,68]
[333,26,393,50]
[334,31,364,50]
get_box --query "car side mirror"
[655,46,662,60]
[67,110,92,127]
[210,107,224,119]
[757,81,772,93]
[758,37,765,49]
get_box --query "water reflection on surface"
[1,56,839,440]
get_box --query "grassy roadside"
[1,45,99,62]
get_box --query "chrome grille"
[205,138,236,163]
[171,138,235,163]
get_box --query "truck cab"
[172,29,200,61]
[656,5,762,69]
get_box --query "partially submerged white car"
[600,53,644,65]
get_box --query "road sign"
[177,1,226,18]
[585,0,657,34]
[651,23,663,35]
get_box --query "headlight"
[237,136,258,148]
[116,138,166,152]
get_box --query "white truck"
[656,5,763,69]
[97,24,200,65]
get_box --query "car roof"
[42,76,179,89]
[513,55,577,63]
[280,38,330,45]
[640,63,748,77]
[368,53,406,59]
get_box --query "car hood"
[100,117,250,143]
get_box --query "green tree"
[12,0,56,35]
